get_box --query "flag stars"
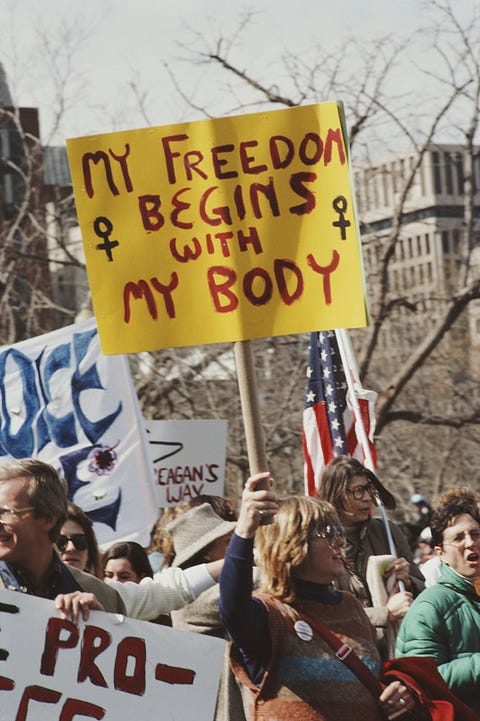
[306,390,316,403]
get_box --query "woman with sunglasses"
[57,502,102,578]
[219,473,418,720]
[317,456,425,659]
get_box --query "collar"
[295,578,342,605]
[7,552,64,598]
[441,562,480,589]
[345,518,370,541]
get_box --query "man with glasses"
[0,458,225,621]
[396,486,480,714]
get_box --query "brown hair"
[102,541,153,579]
[255,495,339,603]
[64,502,103,578]
[430,486,480,547]
[0,459,67,541]
[317,456,396,513]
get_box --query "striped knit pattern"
[231,592,383,721]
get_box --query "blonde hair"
[255,495,339,603]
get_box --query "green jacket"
[395,562,480,714]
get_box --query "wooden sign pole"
[233,339,270,491]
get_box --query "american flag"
[302,330,377,496]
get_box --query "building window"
[432,152,442,194]
[442,230,450,255]
[444,152,454,194]
[455,153,464,194]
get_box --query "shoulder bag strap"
[296,610,384,700]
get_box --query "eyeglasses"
[443,529,480,548]
[57,534,88,552]
[312,524,346,543]
[346,483,376,500]
[0,505,34,522]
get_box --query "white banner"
[0,319,157,546]
[0,589,225,721]
[145,419,227,507]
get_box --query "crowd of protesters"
[1,456,480,720]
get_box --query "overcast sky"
[0,0,476,146]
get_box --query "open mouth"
[466,552,479,563]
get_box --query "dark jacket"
[0,557,125,615]
[335,517,425,657]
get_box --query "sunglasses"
[57,533,88,552]
[312,524,346,542]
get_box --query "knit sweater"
[220,534,383,721]
[231,593,383,721]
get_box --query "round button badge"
[294,620,313,641]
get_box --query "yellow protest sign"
[66,102,367,354]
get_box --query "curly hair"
[430,486,480,547]
[255,495,340,604]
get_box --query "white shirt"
[110,564,215,619]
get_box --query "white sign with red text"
[0,589,225,721]
[145,419,227,507]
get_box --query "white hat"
[166,503,236,568]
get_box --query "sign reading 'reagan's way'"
[66,102,367,353]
